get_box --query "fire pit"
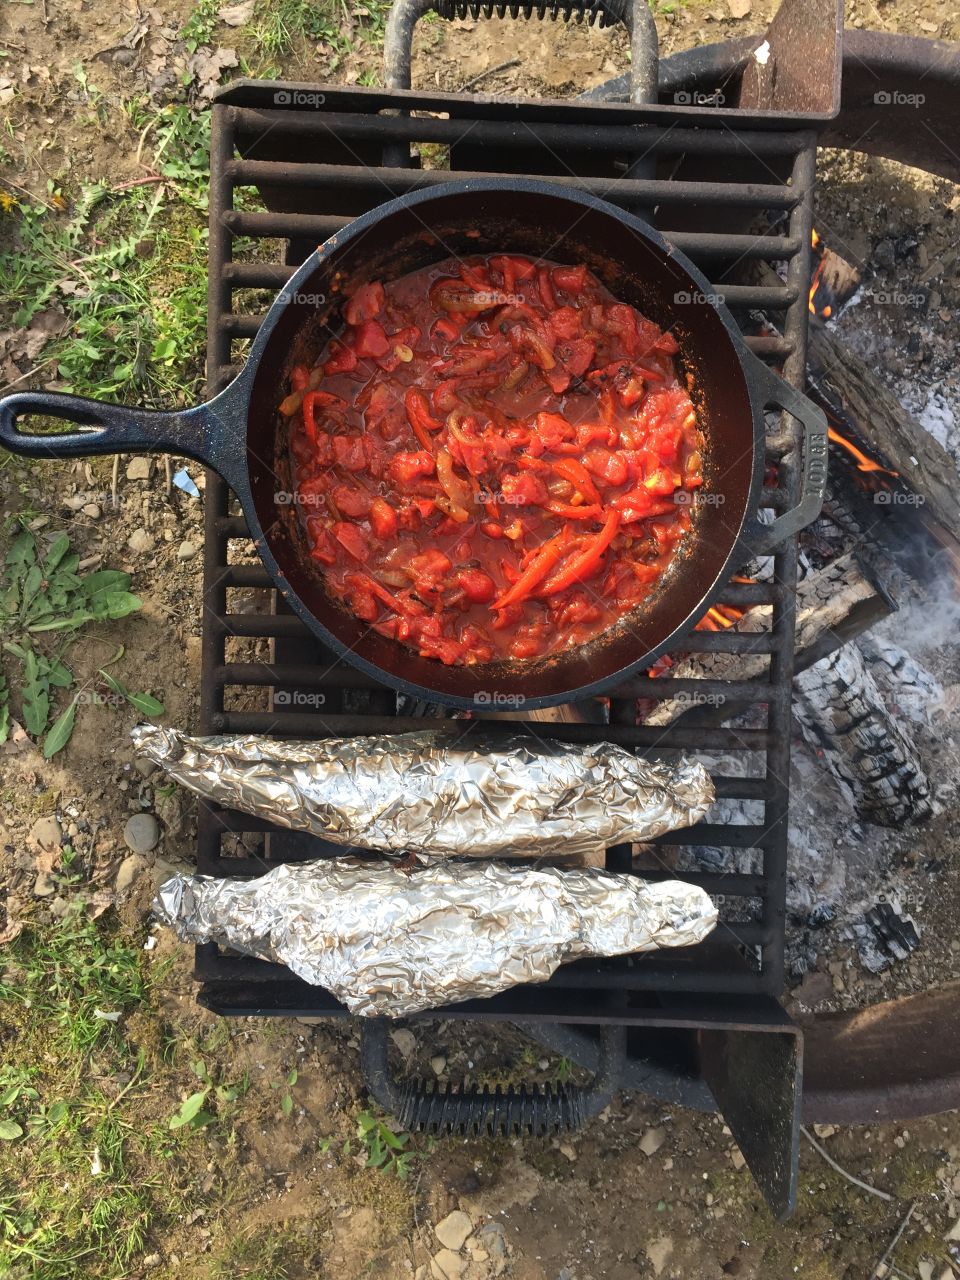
[183,0,959,1219]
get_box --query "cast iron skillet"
[0,178,826,710]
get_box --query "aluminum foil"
[131,725,714,863]
[154,859,717,1016]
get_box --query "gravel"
[122,812,160,854]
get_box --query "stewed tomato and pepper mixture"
[284,254,703,666]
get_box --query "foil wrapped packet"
[131,725,713,864]
[154,859,717,1016]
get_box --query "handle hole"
[13,411,103,437]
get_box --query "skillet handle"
[0,388,249,496]
[740,358,828,558]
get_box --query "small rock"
[947,1215,960,1241]
[813,1123,837,1139]
[390,1028,417,1060]
[64,494,86,511]
[48,895,70,918]
[82,503,101,519]
[918,1262,934,1280]
[559,1142,577,1161]
[640,1126,667,1156]
[476,1222,507,1263]
[31,815,62,849]
[177,539,199,561]
[134,758,158,778]
[142,1255,161,1270]
[430,1055,447,1076]
[126,458,152,481]
[127,528,155,554]
[123,813,160,854]
[151,857,187,894]
[115,853,148,894]
[34,870,57,897]
[434,1210,473,1252]
[431,1249,465,1280]
[645,1236,673,1276]
[730,1146,747,1171]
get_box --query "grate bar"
[220,212,803,263]
[229,106,813,158]
[211,711,773,750]
[226,159,802,211]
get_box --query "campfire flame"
[809,229,832,319]
[828,425,899,478]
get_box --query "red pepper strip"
[491,529,569,612]
[540,512,621,596]
[550,458,602,505]
[352,572,409,615]
[290,365,310,392]
[404,387,442,451]
[543,500,603,521]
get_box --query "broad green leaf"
[287,1069,298,1086]
[20,564,42,615]
[43,700,77,758]
[90,591,142,621]
[99,669,126,698]
[45,1101,68,1125]
[124,691,164,717]
[380,1127,407,1151]
[4,530,36,568]
[0,1120,23,1141]
[3,642,27,660]
[42,534,70,574]
[22,681,49,737]
[0,1085,21,1107]
[281,1093,293,1117]
[81,570,131,597]
[169,1089,209,1130]
[29,609,95,632]
[47,661,74,689]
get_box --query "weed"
[168,1058,248,1133]
[355,1109,418,1180]
[271,1067,299,1117]
[249,0,391,59]
[180,0,223,53]
[0,519,163,756]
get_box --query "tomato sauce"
[286,255,703,666]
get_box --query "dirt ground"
[2,2,960,1278]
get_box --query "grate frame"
[195,86,817,1019]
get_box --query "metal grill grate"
[195,85,816,1020]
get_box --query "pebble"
[64,493,86,511]
[645,1236,674,1276]
[82,503,101,519]
[134,758,158,778]
[123,813,160,854]
[177,539,199,561]
[475,1222,507,1263]
[126,458,152,481]
[640,1126,667,1156]
[433,1210,473,1252]
[430,1250,465,1280]
[142,1255,161,1270]
[34,870,57,897]
[390,1028,417,1060]
[115,853,148,894]
[31,816,62,849]
[127,528,155,554]
[730,1147,747,1171]
[430,1055,447,1076]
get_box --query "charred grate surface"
[196,88,817,1018]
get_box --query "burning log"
[642,553,887,725]
[806,321,960,538]
[793,642,933,829]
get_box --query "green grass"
[249,0,391,62]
